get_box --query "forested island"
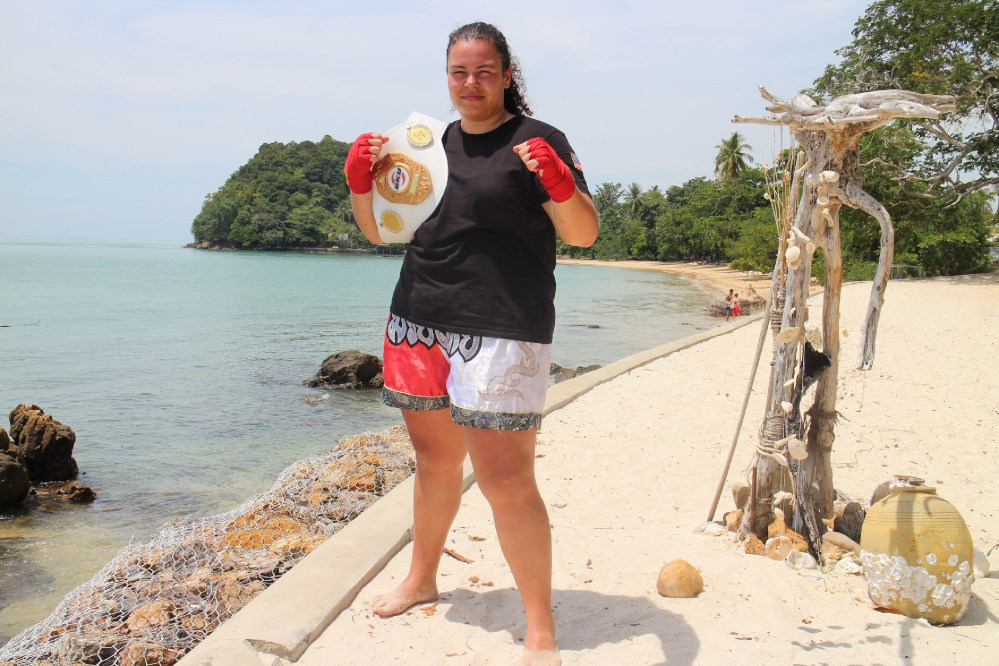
[190,0,997,280]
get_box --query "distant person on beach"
[345,21,598,665]
[732,293,741,317]
[724,289,734,321]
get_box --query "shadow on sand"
[443,587,699,665]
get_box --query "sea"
[0,237,718,643]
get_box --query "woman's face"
[446,39,511,124]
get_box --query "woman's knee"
[404,409,468,472]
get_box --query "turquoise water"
[0,238,717,642]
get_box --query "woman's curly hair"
[447,22,532,117]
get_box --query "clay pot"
[859,486,974,625]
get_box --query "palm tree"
[624,182,644,219]
[714,132,754,180]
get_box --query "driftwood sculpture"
[732,88,956,557]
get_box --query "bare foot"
[515,648,561,666]
[370,581,439,617]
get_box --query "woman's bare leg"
[464,426,559,662]
[371,409,467,616]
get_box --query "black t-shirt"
[389,115,589,344]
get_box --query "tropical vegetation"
[191,0,996,277]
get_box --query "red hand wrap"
[345,133,376,194]
[526,137,576,203]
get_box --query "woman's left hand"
[513,138,576,203]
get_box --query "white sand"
[297,275,999,665]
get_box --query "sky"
[0,0,872,243]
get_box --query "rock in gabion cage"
[0,426,415,666]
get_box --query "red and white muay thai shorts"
[382,314,551,431]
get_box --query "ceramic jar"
[859,486,975,625]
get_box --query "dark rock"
[57,481,97,503]
[833,500,866,544]
[0,427,11,454]
[0,452,30,508]
[307,350,384,389]
[549,362,602,384]
[8,403,79,482]
[549,362,575,383]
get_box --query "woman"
[345,22,598,664]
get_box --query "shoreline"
[556,257,773,299]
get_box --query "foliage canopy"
[191,136,370,250]
[812,0,999,210]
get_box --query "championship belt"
[370,111,448,243]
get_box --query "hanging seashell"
[785,245,801,265]
[776,326,800,343]
[772,451,789,467]
[773,491,794,505]
[783,377,796,388]
[780,400,794,413]
[774,434,795,447]
[821,170,840,183]
[791,227,812,243]
[804,323,823,347]
[788,438,808,460]
[817,195,830,206]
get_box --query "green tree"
[714,132,754,180]
[812,0,998,213]
[191,136,359,250]
[623,182,644,219]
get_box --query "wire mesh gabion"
[0,426,415,666]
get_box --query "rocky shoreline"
[0,428,415,666]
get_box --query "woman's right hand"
[345,132,388,194]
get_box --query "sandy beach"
[557,258,774,301]
[290,270,999,665]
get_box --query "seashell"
[791,227,812,243]
[786,550,818,570]
[771,451,789,467]
[821,170,840,183]
[788,438,808,460]
[766,536,794,561]
[804,323,823,347]
[695,521,727,537]
[773,491,794,505]
[817,195,830,206]
[785,245,801,265]
[974,548,991,577]
[774,434,794,448]
[780,400,794,413]
[783,377,796,388]
[776,326,800,343]
[834,556,864,575]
